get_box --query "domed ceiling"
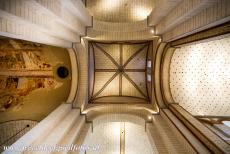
[88,42,151,103]
[86,0,155,22]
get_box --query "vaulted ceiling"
[89,42,151,104]
[86,0,154,22]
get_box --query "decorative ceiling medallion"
[89,42,151,104]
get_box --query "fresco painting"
[0,39,63,112]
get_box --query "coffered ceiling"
[89,42,151,104]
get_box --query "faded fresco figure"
[0,39,62,112]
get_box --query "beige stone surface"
[86,0,154,22]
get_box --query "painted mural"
[0,39,65,112]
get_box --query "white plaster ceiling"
[170,37,230,116]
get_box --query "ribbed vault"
[89,42,151,104]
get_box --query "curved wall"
[73,40,89,109]
[86,19,155,41]
[170,37,230,116]
[66,49,78,103]
[86,0,154,22]
[92,19,149,32]
[82,114,153,154]
[0,38,71,122]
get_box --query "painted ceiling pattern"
[89,42,150,103]
[170,37,230,116]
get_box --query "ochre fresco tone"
[0,38,71,122]
[0,77,61,112]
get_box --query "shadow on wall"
[0,38,72,122]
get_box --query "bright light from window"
[109,122,120,136]
[147,60,151,68]
[135,6,152,20]
[150,29,154,34]
[147,74,151,82]
[148,116,152,120]
[223,121,230,127]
